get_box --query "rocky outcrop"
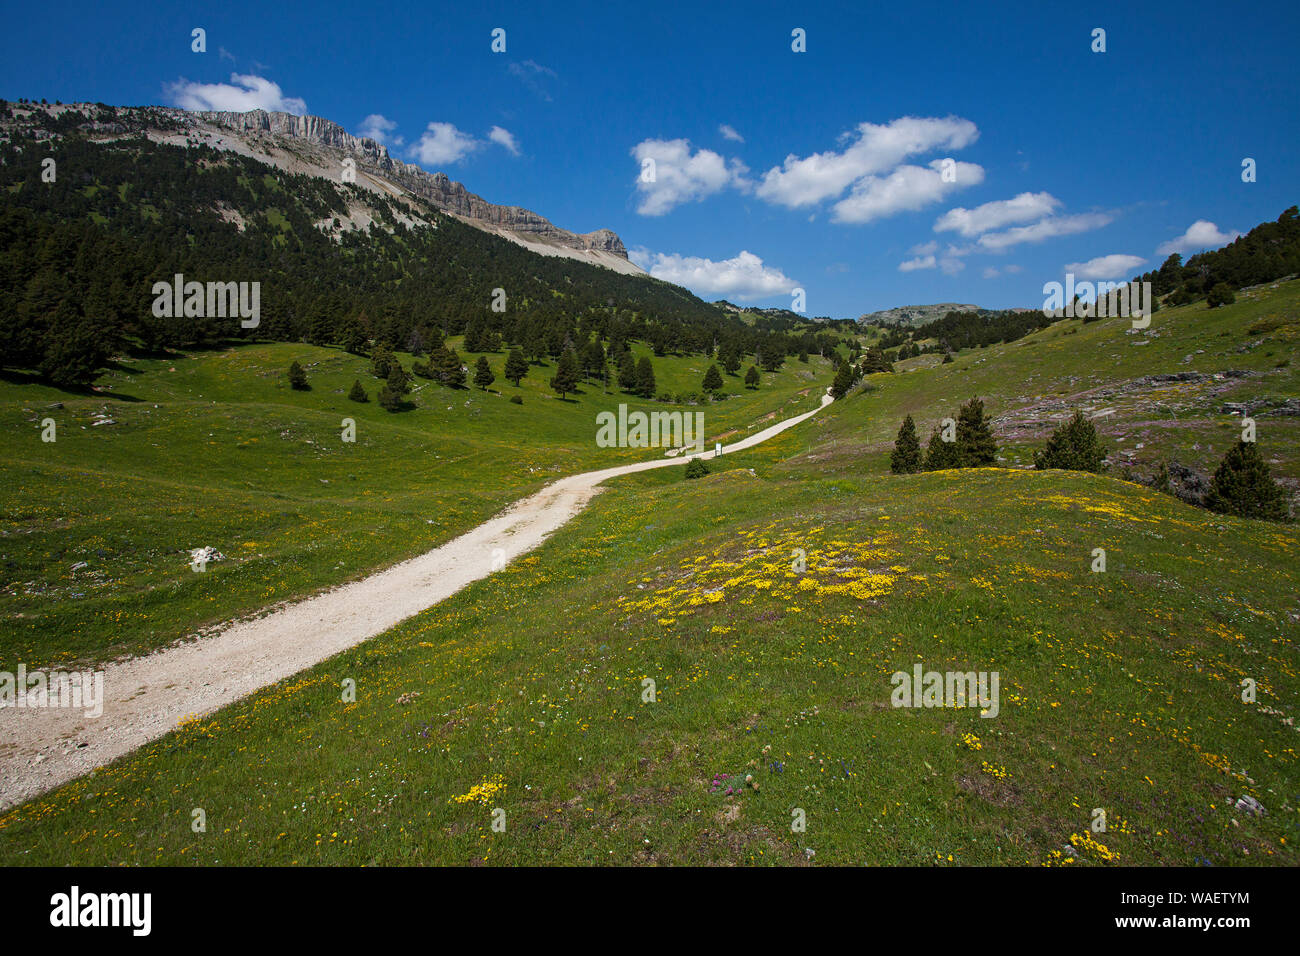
[194,109,630,259]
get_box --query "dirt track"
[0,391,832,811]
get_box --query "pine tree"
[347,379,368,402]
[722,348,742,376]
[336,314,367,354]
[445,350,466,388]
[287,360,309,390]
[463,320,483,352]
[550,347,580,398]
[504,348,529,386]
[1034,410,1107,472]
[1204,440,1291,521]
[635,356,656,398]
[406,327,425,356]
[923,427,960,471]
[744,365,760,389]
[830,361,854,399]
[581,339,605,380]
[702,364,723,395]
[433,347,465,388]
[387,361,410,397]
[370,341,395,379]
[890,415,923,473]
[474,355,495,390]
[955,398,997,466]
[618,350,638,392]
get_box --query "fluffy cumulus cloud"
[1064,254,1148,280]
[165,73,307,115]
[410,122,481,166]
[755,116,979,209]
[631,139,749,216]
[358,114,402,146]
[631,249,797,301]
[898,255,936,272]
[488,126,521,156]
[1156,220,1242,256]
[934,191,1061,237]
[719,124,745,143]
[832,159,983,224]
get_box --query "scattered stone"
[1234,795,1265,816]
[188,546,226,565]
[1164,461,1211,506]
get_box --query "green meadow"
[0,283,1296,865]
[0,339,837,668]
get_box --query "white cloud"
[755,116,978,209]
[635,249,797,300]
[358,114,402,147]
[631,139,748,216]
[939,256,965,276]
[719,124,745,143]
[831,159,984,224]
[977,212,1113,251]
[1156,220,1242,256]
[165,73,307,115]
[982,267,1000,279]
[909,240,939,256]
[410,122,480,166]
[488,126,521,156]
[934,191,1061,237]
[1064,254,1148,280]
[898,255,936,272]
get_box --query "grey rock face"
[195,110,629,258]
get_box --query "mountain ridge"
[5,101,642,276]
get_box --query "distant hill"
[712,300,848,327]
[858,303,986,327]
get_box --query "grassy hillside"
[0,341,835,668]
[837,279,1300,491]
[0,466,1294,865]
[1,281,1295,866]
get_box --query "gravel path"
[0,391,832,810]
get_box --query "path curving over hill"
[0,390,833,810]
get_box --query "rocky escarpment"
[193,109,628,258]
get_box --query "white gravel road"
[0,390,833,810]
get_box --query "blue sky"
[3,0,1297,317]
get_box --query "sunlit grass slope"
[0,340,833,667]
